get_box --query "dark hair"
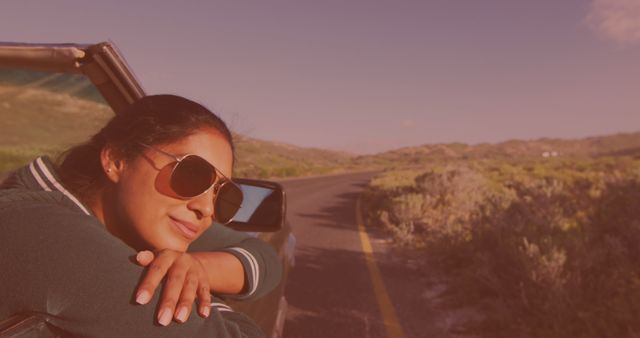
[58,94,234,200]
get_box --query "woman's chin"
[140,224,196,252]
[154,239,189,252]
[146,233,190,252]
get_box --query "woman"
[0,95,280,337]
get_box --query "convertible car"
[0,41,295,338]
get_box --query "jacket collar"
[11,156,93,216]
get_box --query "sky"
[1,0,640,154]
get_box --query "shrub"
[362,158,640,337]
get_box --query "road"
[279,172,455,338]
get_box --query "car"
[0,41,296,338]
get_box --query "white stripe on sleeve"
[36,157,91,215]
[228,247,259,297]
[211,302,233,312]
[29,161,52,192]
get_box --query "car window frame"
[0,41,145,114]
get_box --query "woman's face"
[109,128,233,252]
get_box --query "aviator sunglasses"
[139,143,243,224]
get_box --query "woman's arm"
[132,224,283,325]
[191,251,245,294]
[0,200,264,337]
[188,223,283,301]
[133,249,245,324]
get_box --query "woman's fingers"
[134,250,210,326]
[173,271,200,323]
[196,274,212,318]
[135,250,155,266]
[135,250,176,305]
[157,260,189,326]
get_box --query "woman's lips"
[169,217,200,240]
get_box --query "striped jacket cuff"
[223,247,259,299]
[211,301,234,313]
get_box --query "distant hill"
[1,72,638,177]
[355,132,640,168]
[0,83,354,178]
[0,69,104,103]
[0,83,114,173]
[233,135,354,178]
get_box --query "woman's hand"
[134,250,212,326]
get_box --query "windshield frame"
[0,41,146,114]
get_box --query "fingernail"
[136,250,152,262]
[203,306,210,318]
[136,290,150,305]
[176,307,188,323]
[158,308,172,326]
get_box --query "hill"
[1,69,638,177]
[233,135,354,178]
[0,84,353,178]
[355,132,640,168]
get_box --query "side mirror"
[225,178,286,232]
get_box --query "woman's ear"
[100,147,125,183]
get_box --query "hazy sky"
[2,0,639,153]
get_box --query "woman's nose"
[186,187,215,219]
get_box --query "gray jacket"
[0,157,280,337]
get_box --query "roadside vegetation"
[362,155,640,337]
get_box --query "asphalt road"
[279,172,456,338]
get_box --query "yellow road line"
[356,197,407,338]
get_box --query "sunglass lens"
[215,183,243,223]
[171,155,216,197]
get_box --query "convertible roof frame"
[0,41,145,114]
